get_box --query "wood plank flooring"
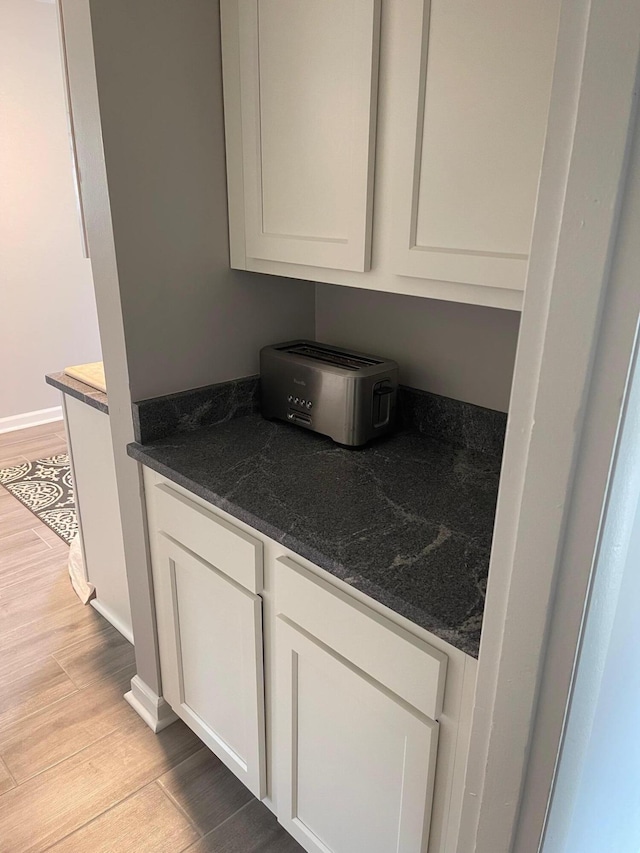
[0,420,303,853]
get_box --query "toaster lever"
[373,382,394,429]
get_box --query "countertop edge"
[128,440,480,658]
[46,372,109,414]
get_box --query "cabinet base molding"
[0,406,62,434]
[124,675,178,733]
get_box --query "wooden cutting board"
[64,361,107,393]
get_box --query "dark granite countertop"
[128,413,502,657]
[46,372,109,414]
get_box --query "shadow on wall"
[315,284,521,412]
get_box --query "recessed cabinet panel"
[229,0,380,271]
[155,534,266,798]
[393,0,560,290]
[276,617,439,853]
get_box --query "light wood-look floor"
[0,420,303,853]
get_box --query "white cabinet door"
[392,0,560,292]
[154,533,266,798]
[64,395,131,640]
[222,0,381,272]
[275,616,439,853]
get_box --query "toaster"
[260,341,399,446]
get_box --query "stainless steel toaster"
[260,341,399,446]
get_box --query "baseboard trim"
[90,598,134,645]
[0,407,63,435]
[124,675,178,733]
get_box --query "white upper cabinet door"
[223,0,381,272]
[392,0,560,291]
[154,534,266,798]
[275,616,439,853]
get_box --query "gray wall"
[315,284,520,412]
[88,0,315,402]
[0,0,101,423]
[64,0,315,701]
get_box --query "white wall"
[542,333,640,853]
[0,0,101,424]
[315,284,520,412]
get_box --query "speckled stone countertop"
[128,410,502,657]
[45,372,109,414]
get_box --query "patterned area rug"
[0,454,77,544]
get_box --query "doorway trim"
[458,1,640,850]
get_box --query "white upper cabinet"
[392,0,560,292]
[222,0,560,310]
[225,0,381,272]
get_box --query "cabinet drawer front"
[155,534,266,798]
[275,556,447,720]
[154,483,262,593]
[276,617,439,853]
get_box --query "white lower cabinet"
[63,394,132,639]
[274,557,446,853]
[148,485,266,798]
[275,617,439,853]
[143,471,474,853]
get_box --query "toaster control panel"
[287,395,313,410]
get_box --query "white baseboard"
[90,598,134,645]
[125,675,178,733]
[0,407,63,435]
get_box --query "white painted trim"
[0,407,63,435]
[61,395,91,585]
[540,324,640,850]
[124,674,178,733]
[516,89,640,853]
[60,0,165,704]
[90,598,135,645]
[458,1,640,851]
[56,0,90,258]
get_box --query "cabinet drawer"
[275,556,447,720]
[154,483,263,593]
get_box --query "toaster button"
[294,397,299,405]
[287,395,293,403]
[306,401,312,409]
